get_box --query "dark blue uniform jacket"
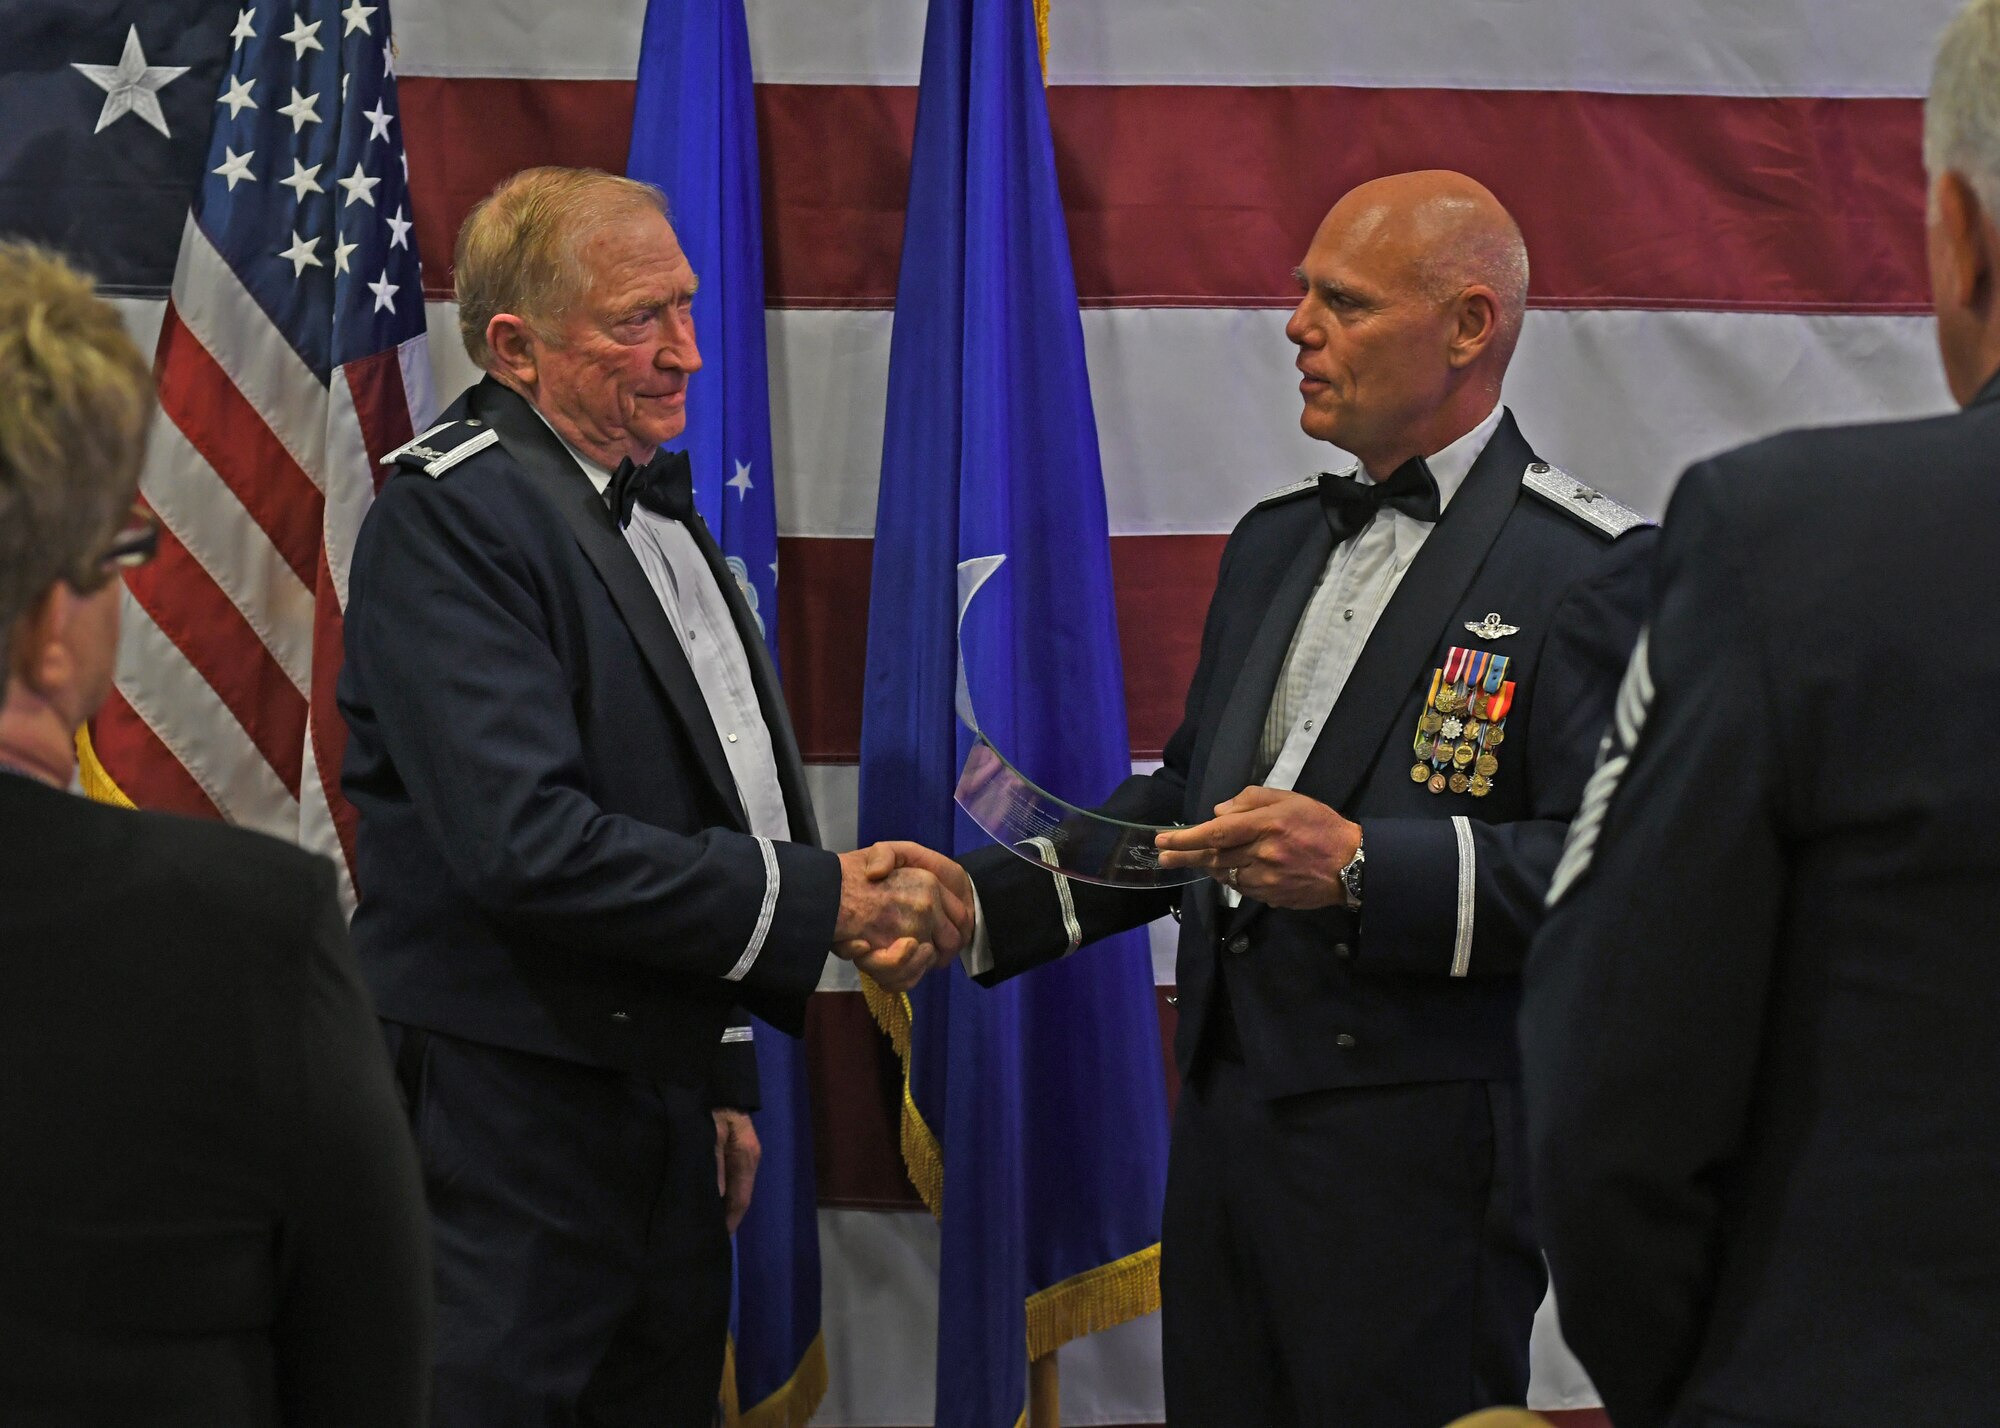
[338,378,839,1099]
[1525,373,2000,1428]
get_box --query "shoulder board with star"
[1520,462,1651,539]
[1253,475,1322,509]
[381,419,500,479]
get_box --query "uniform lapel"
[679,513,823,847]
[1195,511,1334,820]
[470,379,750,829]
[1291,410,1531,810]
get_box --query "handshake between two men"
[831,841,978,992]
[825,786,1363,993]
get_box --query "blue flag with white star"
[628,3,826,1424]
[628,0,779,638]
[857,0,1171,1423]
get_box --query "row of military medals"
[1412,647,1516,797]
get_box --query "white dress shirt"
[539,412,790,994]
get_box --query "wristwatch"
[1338,839,1365,909]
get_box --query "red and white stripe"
[99,217,431,900]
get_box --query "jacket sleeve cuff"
[1355,816,1479,978]
[730,841,841,997]
[963,842,1080,986]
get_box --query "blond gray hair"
[1927,0,2000,222]
[0,243,152,673]
[453,167,669,370]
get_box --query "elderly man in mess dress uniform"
[339,167,968,1428]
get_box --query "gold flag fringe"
[1026,1242,1161,1361]
[1033,0,1050,79]
[74,726,134,808]
[721,1332,830,1428]
[859,978,945,1216]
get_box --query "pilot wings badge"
[1465,611,1519,641]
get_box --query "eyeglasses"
[76,502,159,591]
[103,502,159,573]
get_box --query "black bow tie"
[606,449,694,527]
[1317,457,1442,544]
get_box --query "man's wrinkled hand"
[713,1108,761,1234]
[871,841,975,913]
[832,842,975,992]
[1152,786,1359,909]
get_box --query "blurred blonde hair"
[0,242,152,670]
[453,166,669,370]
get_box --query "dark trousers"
[385,1024,729,1428]
[1160,1057,1544,1428]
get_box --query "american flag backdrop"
[9,0,435,888]
[0,0,1968,1420]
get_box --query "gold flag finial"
[1034,0,1049,79]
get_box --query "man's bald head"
[1320,171,1530,367]
[1287,171,1531,473]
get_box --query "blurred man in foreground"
[0,242,430,1424]
[1523,4,2000,1425]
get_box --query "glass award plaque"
[951,555,1202,888]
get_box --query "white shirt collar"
[1360,400,1505,514]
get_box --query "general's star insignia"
[1465,612,1519,640]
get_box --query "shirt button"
[727,733,739,743]
[1343,608,1355,620]
[1335,1032,1357,1049]
[1226,933,1251,957]
[1303,719,1314,731]
[1332,941,1353,961]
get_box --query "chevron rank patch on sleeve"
[1547,626,1654,906]
[382,419,501,478]
[1522,462,1651,538]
